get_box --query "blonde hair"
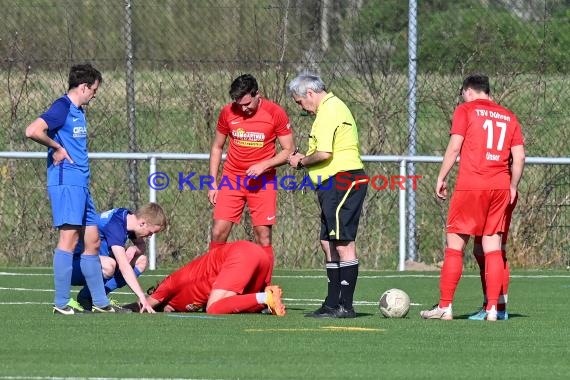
[135,202,167,230]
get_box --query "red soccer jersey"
[451,99,524,190]
[217,98,291,176]
[150,241,267,312]
[150,246,227,312]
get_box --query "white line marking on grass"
[283,299,423,307]
[0,294,423,307]
[245,326,385,332]
[272,274,446,279]
[0,377,221,380]
[284,303,422,308]
[0,287,54,292]
[0,302,52,305]
[2,272,570,279]
[0,287,132,295]
[283,298,379,305]
[275,274,570,278]
[167,314,225,320]
[0,271,167,277]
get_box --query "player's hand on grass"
[163,304,175,312]
[138,296,156,313]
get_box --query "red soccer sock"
[498,250,509,312]
[484,250,504,311]
[438,248,464,309]
[206,294,262,314]
[261,245,274,286]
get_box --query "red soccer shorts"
[474,194,518,244]
[212,242,270,294]
[214,174,277,226]
[447,189,511,236]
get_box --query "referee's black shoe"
[335,305,356,318]
[305,304,356,318]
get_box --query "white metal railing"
[2,151,569,270]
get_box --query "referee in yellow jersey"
[288,73,368,318]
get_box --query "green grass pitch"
[1,268,569,379]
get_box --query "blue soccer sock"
[53,248,73,307]
[80,254,109,307]
[104,267,142,293]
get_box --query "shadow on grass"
[454,312,528,320]
[294,306,377,318]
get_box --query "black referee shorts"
[316,169,368,241]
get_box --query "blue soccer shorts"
[47,185,98,227]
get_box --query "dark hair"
[461,73,490,95]
[68,63,103,90]
[147,281,162,295]
[229,74,258,100]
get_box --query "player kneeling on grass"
[123,240,286,316]
[71,202,167,313]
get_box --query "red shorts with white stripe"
[474,194,518,244]
[446,189,511,236]
[214,173,277,226]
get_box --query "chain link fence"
[1,0,568,268]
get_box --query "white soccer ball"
[379,288,410,318]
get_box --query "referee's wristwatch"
[296,157,305,170]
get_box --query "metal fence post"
[149,156,157,270]
[399,159,407,271]
[124,0,139,209]
[407,0,418,262]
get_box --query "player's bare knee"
[211,220,232,242]
[82,226,101,253]
[58,227,81,252]
[125,246,138,262]
[254,226,272,246]
[211,229,230,242]
[254,231,272,246]
[83,238,100,253]
[335,240,357,261]
[135,255,148,272]
[256,236,271,246]
[100,256,116,278]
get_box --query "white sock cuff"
[326,262,340,269]
[340,259,359,267]
[256,292,267,304]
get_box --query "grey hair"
[287,73,327,97]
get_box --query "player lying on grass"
[71,203,167,313]
[123,240,286,316]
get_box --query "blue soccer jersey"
[98,208,135,257]
[40,95,90,187]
